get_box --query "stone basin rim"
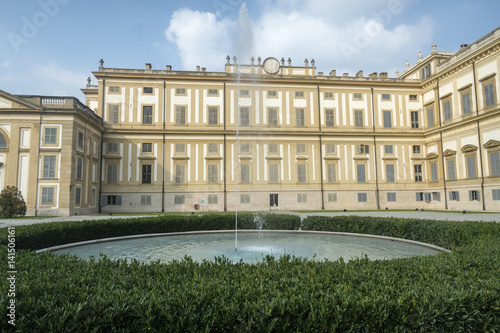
[36,230,451,254]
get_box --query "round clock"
[263,57,280,74]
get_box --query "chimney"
[196,66,200,71]
[356,70,363,77]
[329,70,337,76]
[145,63,152,70]
[343,73,349,77]
[379,72,388,78]
[201,67,206,72]
[369,72,378,78]
[460,44,469,50]
[166,65,172,71]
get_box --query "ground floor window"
[358,193,367,202]
[270,194,278,207]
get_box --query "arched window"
[0,133,6,148]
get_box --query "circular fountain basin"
[44,230,446,264]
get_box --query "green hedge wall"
[0,214,499,332]
[0,212,300,250]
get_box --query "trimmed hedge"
[0,212,300,250]
[1,214,499,332]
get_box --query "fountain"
[234,2,255,252]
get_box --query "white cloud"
[165,9,235,71]
[33,62,86,96]
[165,1,434,75]
[0,60,10,68]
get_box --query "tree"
[0,186,27,218]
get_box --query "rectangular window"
[108,104,119,124]
[416,192,424,202]
[328,193,337,202]
[411,111,420,129]
[143,87,153,94]
[424,192,432,202]
[484,82,495,108]
[43,155,56,179]
[381,94,390,100]
[432,192,441,201]
[208,164,218,184]
[324,92,333,99]
[430,162,438,182]
[268,144,278,153]
[325,109,334,127]
[240,143,250,154]
[176,88,186,95]
[208,194,218,204]
[357,164,366,183]
[462,91,472,115]
[76,157,83,180]
[41,187,54,205]
[174,195,185,205]
[353,93,362,100]
[176,106,186,125]
[142,106,153,124]
[447,160,456,180]
[422,63,431,79]
[386,164,395,183]
[490,152,500,176]
[109,86,120,93]
[356,144,369,154]
[427,107,434,127]
[449,191,460,201]
[358,193,367,202]
[270,193,279,207]
[295,91,304,98]
[142,143,152,153]
[384,145,393,154]
[175,143,185,153]
[44,127,57,144]
[413,145,421,154]
[327,164,336,183]
[492,189,500,200]
[208,143,218,153]
[296,144,306,154]
[467,156,477,178]
[469,190,480,201]
[296,109,305,126]
[410,95,418,101]
[326,144,336,154]
[297,164,307,183]
[107,164,117,184]
[75,187,81,206]
[240,107,249,126]
[268,108,278,126]
[175,165,185,184]
[208,107,218,125]
[107,142,118,153]
[141,195,152,205]
[78,131,84,150]
[354,110,363,128]
[240,194,251,204]
[241,164,250,183]
[387,192,397,202]
[105,195,122,206]
[269,164,279,183]
[414,165,422,182]
[239,89,249,96]
[91,189,96,206]
[268,90,277,97]
[142,165,152,184]
[297,193,307,203]
[208,89,218,96]
[443,100,452,122]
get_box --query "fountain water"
[234,2,255,251]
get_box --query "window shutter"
[116,196,122,206]
[100,195,107,206]
[424,192,431,202]
[365,145,369,154]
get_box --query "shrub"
[0,186,27,218]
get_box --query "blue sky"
[1,0,499,101]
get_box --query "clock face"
[263,57,280,74]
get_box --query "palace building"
[1,27,499,216]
